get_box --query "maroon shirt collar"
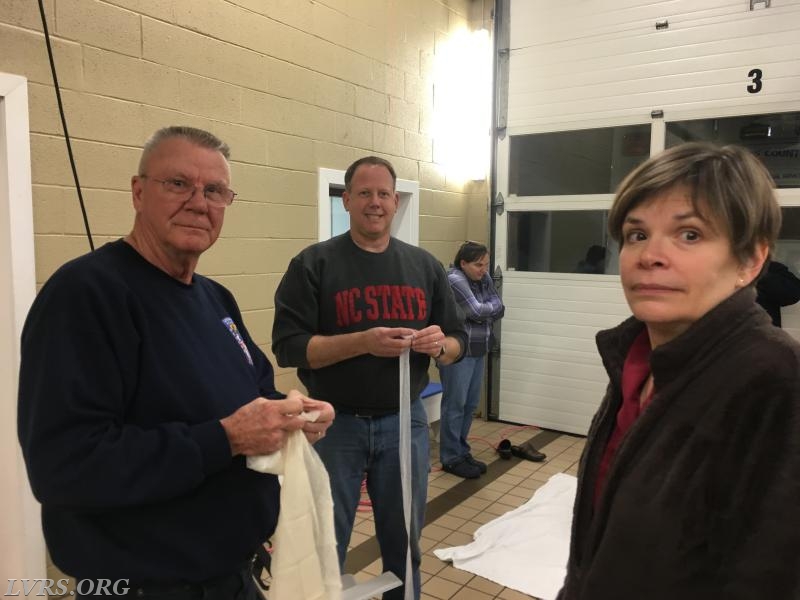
[593,329,653,506]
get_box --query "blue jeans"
[314,400,430,600]
[438,355,485,466]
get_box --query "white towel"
[247,413,341,600]
[434,473,577,600]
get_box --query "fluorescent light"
[432,28,492,182]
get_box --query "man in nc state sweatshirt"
[272,156,467,600]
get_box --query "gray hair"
[138,126,230,175]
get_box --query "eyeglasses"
[140,175,237,207]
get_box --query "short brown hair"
[138,126,230,175]
[454,241,489,270]
[608,142,781,264]
[344,156,397,192]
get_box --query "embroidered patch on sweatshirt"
[222,317,254,365]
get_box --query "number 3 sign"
[748,68,763,94]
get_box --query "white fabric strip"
[399,347,414,600]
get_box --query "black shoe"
[466,454,487,474]
[497,439,512,460]
[511,442,546,462]
[442,458,482,479]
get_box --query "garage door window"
[509,125,651,196]
[507,210,619,274]
[666,112,800,189]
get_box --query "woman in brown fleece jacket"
[558,142,800,600]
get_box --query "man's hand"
[362,327,416,357]
[410,325,446,357]
[221,392,307,456]
[298,394,335,444]
[306,327,414,368]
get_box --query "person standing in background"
[438,241,545,478]
[755,259,800,326]
[575,245,607,274]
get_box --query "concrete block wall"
[1,0,493,398]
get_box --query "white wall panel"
[510,0,744,49]
[498,273,628,434]
[507,0,800,132]
[0,72,45,580]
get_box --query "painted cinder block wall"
[0,0,494,398]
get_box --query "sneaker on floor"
[466,454,487,474]
[442,458,482,479]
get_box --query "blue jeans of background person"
[314,400,430,600]
[438,355,485,466]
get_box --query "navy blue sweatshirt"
[18,240,281,581]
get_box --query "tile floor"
[345,419,585,600]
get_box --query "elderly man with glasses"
[18,126,334,599]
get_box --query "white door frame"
[317,167,420,244]
[0,72,45,577]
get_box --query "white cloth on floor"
[247,411,341,600]
[434,473,576,600]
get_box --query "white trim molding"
[0,72,45,578]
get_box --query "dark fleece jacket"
[558,287,800,600]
